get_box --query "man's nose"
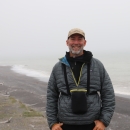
[73,39,79,44]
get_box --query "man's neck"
[69,52,84,58]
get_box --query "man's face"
[66,34,86,57]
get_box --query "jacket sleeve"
[97,60,115,127]
[46,65,59,129]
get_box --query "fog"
[0,0,130,58]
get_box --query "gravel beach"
[0,66,130,130]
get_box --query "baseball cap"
[68,28,85,38]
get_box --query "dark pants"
[61,122,95,130]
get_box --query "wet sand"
[0,66,130,130]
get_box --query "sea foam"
[11,65,49,82]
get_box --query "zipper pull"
[75,62,76,65]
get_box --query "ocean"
[0,51,130,97]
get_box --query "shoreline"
[0,66,49,129]
[0,66,130,129]
[0,66,47,113]
[115,93,130,99]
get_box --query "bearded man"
[46,28,115,130]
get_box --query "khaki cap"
[68,28,85,38]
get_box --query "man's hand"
[51,123,63,130]
[93,120,105,130]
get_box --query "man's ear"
[66,40,69,46]
[84,40,87,46]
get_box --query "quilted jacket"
[46,55,115,128]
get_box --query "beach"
[0,66,49,130]
[0,66,130,130]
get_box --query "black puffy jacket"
[46,53,115,128]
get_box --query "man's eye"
[78,38,82,40]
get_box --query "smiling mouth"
[72,46,81,50]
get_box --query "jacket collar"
[59,50,93,66]
[66,50,93,63]
[59,56,70,66]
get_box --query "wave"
[115,91,130,95]
[10,65,130,97]
[11,65,49,82]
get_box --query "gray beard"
[69,46,84,55]
[71,50,81,55]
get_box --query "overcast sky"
[0,0,130,58]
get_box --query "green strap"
[62,62,90,95]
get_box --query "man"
[46,28,115,130]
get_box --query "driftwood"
[27,103,38,107]
[0,117,12,123]
[0,82,3,85]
